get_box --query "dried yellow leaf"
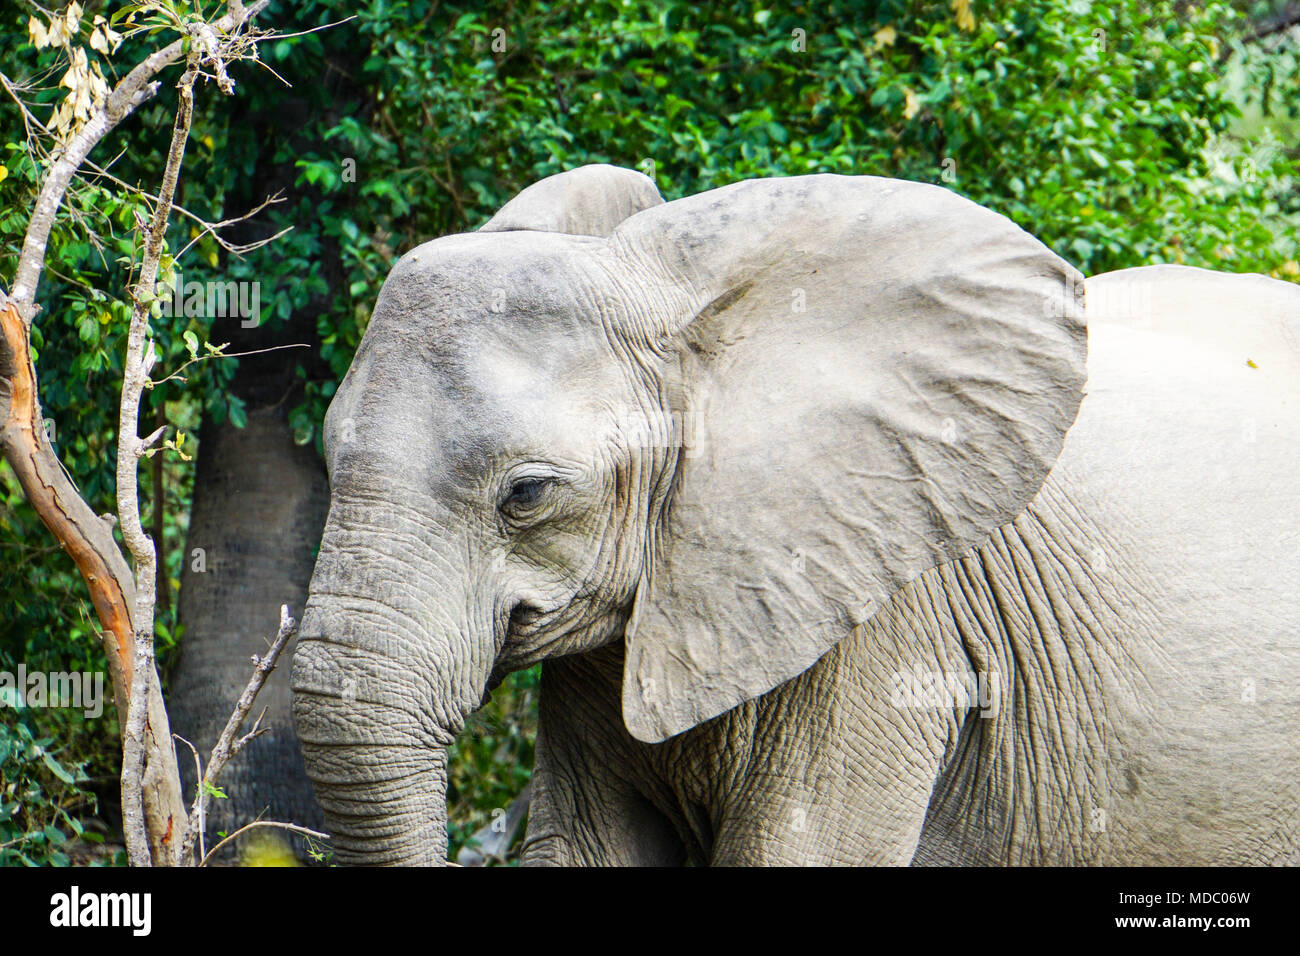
[47,17,70,48]
[903,88,920,120]
[89,62,109,102]
[952,0,976,32]
[50,101,73,137]
[28,15,49,49]
[874,25,897,49]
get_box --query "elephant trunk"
[292,647,449,864]
[291,496,494,865]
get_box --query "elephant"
[290,164,1300,865]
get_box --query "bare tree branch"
[149,342,310,388]
[199,821,328,867]
[81,162,290,258]
[2,0,273,868]
[172,734,207,860]
[180,605,300,865]
[2,0,345,869]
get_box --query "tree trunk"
[170,391,329,860]
[2,301,187,864]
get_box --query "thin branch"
[231,708,269,758]
[149,342,311,389]
[172,734,206,861]
[140,424,167,451]
[175,215,292,259]
[180,604,300,865]
[0,72,54,165]
[199,821,328,867]
[81,161,289,258]
[250,58,293,89]
[272,16,358,41]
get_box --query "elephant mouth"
[488,602,549,678]
[494,587,635,678]
[508,601,545,633]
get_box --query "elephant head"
[291,165,1086,864]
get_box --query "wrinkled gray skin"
[291,164,1300,865]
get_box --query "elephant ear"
[612,175,1087,743]
[480,164,663,236]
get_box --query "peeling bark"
[0,300,186,864]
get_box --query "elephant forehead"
[428,335,633,467]
[329,317,633,494]
[356,287,631,420]
[327,232,642,491]
[365,231,616,347]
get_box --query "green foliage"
[201,780,227,800]
[446,667,539,863]
[0,693,108,866]
[0,468,122,865]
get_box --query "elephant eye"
[502,477,549,514]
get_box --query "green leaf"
[41,752,76,785]
[227,397,247,429]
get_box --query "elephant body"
[527,268,1300,864]
[291,166,1300,866]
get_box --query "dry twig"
[179,605,301,864]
